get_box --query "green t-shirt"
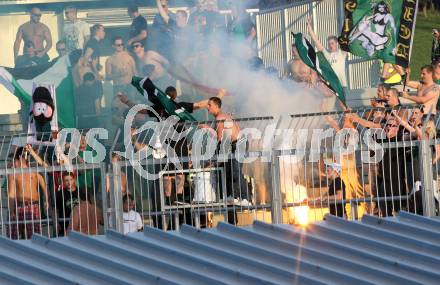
[77,148,101,189]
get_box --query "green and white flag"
[339,0,417,67]
[132,76,197,122]
[0,56,76,128]
[293,33,347,106]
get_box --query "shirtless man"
[403,65,440,115]
[131,40,163,79]
[203,97,251,208]
[14,7,52,64]
[106,36,137,96]
[67,187,103,235]
[7,147,48,239]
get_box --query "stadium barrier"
[1,107,439,238]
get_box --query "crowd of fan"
[6,0,260,239]
[13,1,257,127]
[5,0,440,239]
[293,23,440,219]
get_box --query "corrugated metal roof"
[1,211,440,285]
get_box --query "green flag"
[293,33,347,106]
[132,76,197,122]
[0,56,76,128]
[339,0,417,68]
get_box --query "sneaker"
[235,199,252,207]
[226,196,236,205]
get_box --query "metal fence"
[1,107,439,239]
[274,106,440,224]
[256,0,379,89]
[0,131,107,240]
[108,116,278,233]
[107,107,440,232]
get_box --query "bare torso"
[9,172,41,202]
[216,113,241,142]
[107,51,135,85]
[69,201,103,235]
[20,22,50,52]
[419,83,440,115]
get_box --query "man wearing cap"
[14,7,52,64]
[325,162,346,217]
[323,112,366,219]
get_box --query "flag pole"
[403,0,420,91]
[290,31,348,109]
[407,0,420,66]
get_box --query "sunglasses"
[114,43,124,47]
[132,44,142,48]
[32,13,42,17]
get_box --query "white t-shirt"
[123,210,143,234]
[64,20,90,52]
[323,49,348,87]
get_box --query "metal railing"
[0,131,107,240]
[108,116,277,232]
[1,107,439,239]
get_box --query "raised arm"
[25,145,49,167]
[117,93,151,116]
[193,89,227,110]
[347,113,382,129]
[324,115,341,132]
[306,17,325,52]
[404,68,421,89]
[156,0,170,23]
[320,101,341,131]
[391,110,415,133]
[402,89,439,104]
